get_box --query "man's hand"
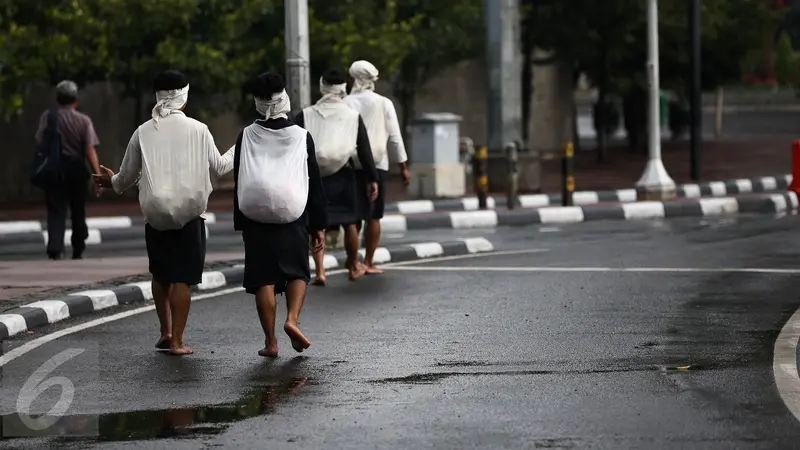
[312,230,325,253]
[92,165,115,189]
[367,182,379,202]
[401,167,411,186]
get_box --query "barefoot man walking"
[93,70,234,355]
[345,60,411,274]
[295,69,378,285]
[232,73,328,357]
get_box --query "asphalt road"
[2,213,800,448]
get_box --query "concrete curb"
[1,191,796,253]
[0,174,790,235]
[0,237,495,341]
[384,174,792,214]
[0,221,230,248]
[379,192,800,232]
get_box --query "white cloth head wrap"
[152,85,189,129]
[312,77,347,118]
[349,60,379,94]
[254,89,291,120]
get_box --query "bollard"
[506,141,519,209]
[561,141,574,206]
[472,145,489,209]
[790,140,800,194]
[460,137,475,192]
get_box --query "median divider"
[0,174,791,236]
[1,192,797,256]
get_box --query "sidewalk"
[0,252,243,305]
[0,138,790,221]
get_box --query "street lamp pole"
[689,0,702,181]
[636,0,677,201]
[285,0,311,117]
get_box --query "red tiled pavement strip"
[0,252,243,301]
[0,138,791,221]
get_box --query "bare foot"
[258,341,279,358]
[169,345,194,356]
[311,276,326,286]
[155,336,171,351]
[364,264,384,275]
[284,322,311,353]
[348,264,366,281]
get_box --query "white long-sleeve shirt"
[111,111,235,230]
[344,90,407,171]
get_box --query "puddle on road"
[0,377,309,443]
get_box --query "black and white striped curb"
[383,174,793,214]
[0,237,494,340]
[2,192,797,251]
[0,220,230,248]
[378,192,800,232]
[0,174,791,235]
[0,212,218,236]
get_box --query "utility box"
[409,113,466,198]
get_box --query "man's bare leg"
[311,245,326,286]
[152,278,172,350]
[284,280,311,352]
[345,224,366,281]
[363,219,384,274]
[168,283,193,355]
[255,285,279,357]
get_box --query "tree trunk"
[133,81,143,131]
[399,92,415,164]
[596,85,608,162]
[596,42,609,162]
[521,33,534,143]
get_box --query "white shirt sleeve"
[111,129,143,194]
[205,126,236,177]
[384,98,408,165]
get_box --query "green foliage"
[523,0,785,95]
[774,31,799,85]
[392,0,483,99]
[0,0,484,127]
[309,0,418,79]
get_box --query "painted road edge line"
[0,247,549,368]
[0,238,495,341]
[774,306,800,422]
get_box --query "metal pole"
[689,0,701,181]
[485,0,522,155]
[714,86,724,139]
[473,146,489,209]
[562,141,574,207]
[635,0,677,200]
[285,0,310,117]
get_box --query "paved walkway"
[0,252,243,301]
[0,138,790,221]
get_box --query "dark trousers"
[45,162,89,257]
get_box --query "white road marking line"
[0,248,542,366]
[538,227,561,233]
[0,286,247,367]
[774,306,800,423]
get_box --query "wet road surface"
[1,214,800,448]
